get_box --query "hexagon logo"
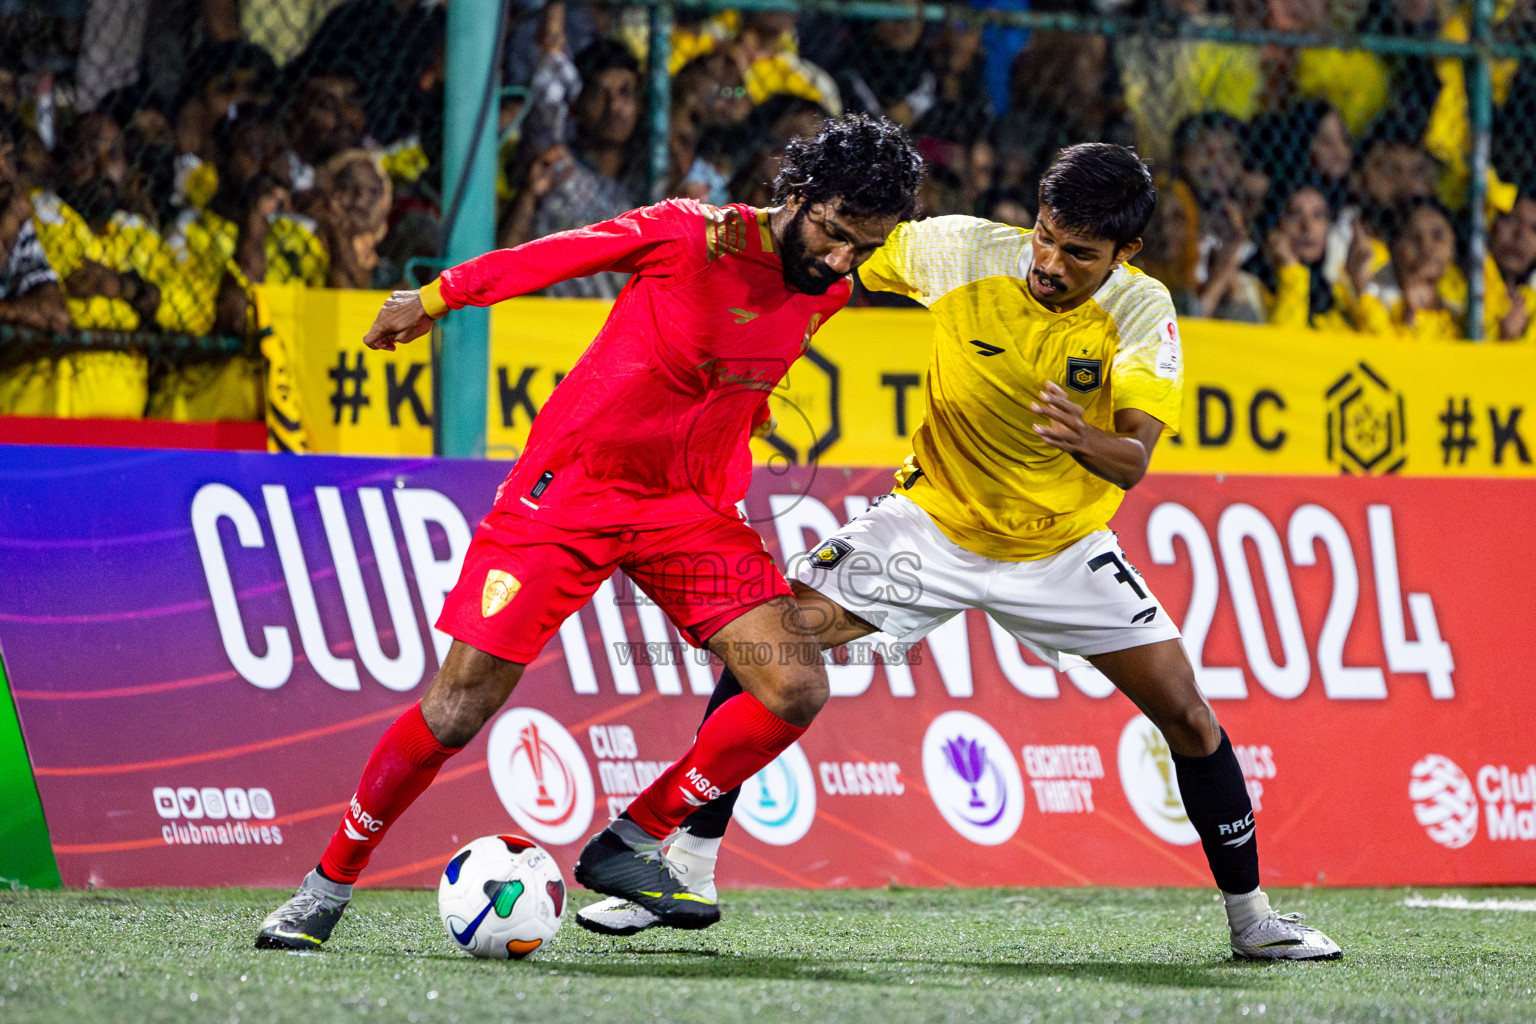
[1326,362,1406,474]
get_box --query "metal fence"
[1,0,1533,394]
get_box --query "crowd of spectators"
[2,0,1535,421]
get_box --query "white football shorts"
[790,493,1182,668]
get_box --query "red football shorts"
[437,509,792,664]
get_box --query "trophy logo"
[486,708,594,846]
[1142,728,1190,825]
[944,736,992,810]
[1117,715,1198,845]
[922,712,1025,845]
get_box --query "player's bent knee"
[758,665,830,728]
[1153,699,1220,758]
[421,645,525,746]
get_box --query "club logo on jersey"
[810,537,854,569]
[734,742,817,846]
[729,307,759,324]
[1065,356,1103,393]
[922,711,1025,845]
[482,570,521,617]
[1117,715,1199,845]
[486,709,594,846]
[1410,754,1479,849]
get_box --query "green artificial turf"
[2,886,1533,1023]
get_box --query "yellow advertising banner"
[261,285,1536,478]
[261,284,435,456]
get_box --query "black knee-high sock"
[677,666,744,839]
[1171,729,1260,894]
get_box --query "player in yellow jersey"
[578,144,1340,961]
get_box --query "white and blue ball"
[437,834,565,959]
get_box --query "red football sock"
[319,703,461,884]
[624,692,806,837]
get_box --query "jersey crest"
[1065,356,1103,393]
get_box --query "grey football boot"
[255,869,352,950]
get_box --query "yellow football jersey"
[31,192,222,335]
[858,216,1184,561]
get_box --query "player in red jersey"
[255,115,924,950]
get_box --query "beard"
[779,205,844,295]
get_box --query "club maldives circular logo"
[1117,714,1199,846]
[921,711,1024,845]
[486,708,594,846]
[1410,754,1479,849]
[733,742,816,846]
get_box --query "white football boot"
[1231,911,1343,961]
[575,896,664,936]
[576,832,720,936]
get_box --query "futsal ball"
[437,834,566,959]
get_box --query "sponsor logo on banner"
[1117,715,1199,846]
[1410,755,1479,848]
[734,742,817,846]
[922,711,1024,845]
[819,760,905,796]
[731,739,817,847]
[589,724,671,819]
[1234,745,1277,811]
[151,785,282,846]
[486,708,594,846]
[1022,745,1102,814]
[1479,764,1536,841]
[1412,756,1536,846]
[1326,362,1406,475]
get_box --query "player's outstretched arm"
[1031,380,1163,489]
[362,289,438,351]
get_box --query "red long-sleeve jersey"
[423,199,850,530]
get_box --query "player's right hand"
[363,290,436,351]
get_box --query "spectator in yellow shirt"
[1357,197,1512,339]
[1322,117,1439,290]
[1257,175,1357,332]
[1490,190,1536,342]
[32,113,172,332]
[13,114,158,418]
[732,11,843,117]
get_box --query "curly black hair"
[772,113,923,221]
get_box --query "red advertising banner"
[2,449,1532,890]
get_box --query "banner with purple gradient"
[2,447,1532,890]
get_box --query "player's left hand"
[363,290,436,351]
[1031,381,1092,453]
